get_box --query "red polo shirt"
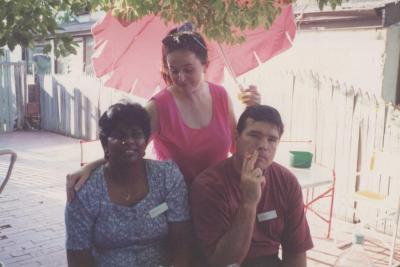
[190,157,313,261]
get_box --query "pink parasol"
[91,6,296,99]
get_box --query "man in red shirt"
[191,105,313,267]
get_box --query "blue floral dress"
[65,160,190,267]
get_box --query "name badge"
[149,202,169,218]
[257,210,277,222]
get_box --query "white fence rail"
[37,71,400,226]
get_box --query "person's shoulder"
[267,162,305,201]
[78,166,104,195]
[151,88,170,101]
[192,158,230,190]
[146,159,183,183]
[146,158,180,173]
[70,166,104,211]
[269,162,299,187]
[208,82,228,94]
[270,161,293,175]
[146,159,186,196]
[190,158,233,207]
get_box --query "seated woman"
[65,102,192,267]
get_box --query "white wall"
[8,46,22,62]
[1,45,22,62]
[254,27,399,101]
[382,23,400,104]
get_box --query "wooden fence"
[0,60,27,133]
[37,74,148,140]
[225,68,400,227]
[37,70,400,224]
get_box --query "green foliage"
[0,0,343,56]
[0,0,90,56]
[110,0,285,44]
[317,0,343,10]
[106,0,343,44]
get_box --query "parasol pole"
[217,43,244,93]
[285,31,294,46]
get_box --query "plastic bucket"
[289,151,313,168]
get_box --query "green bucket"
[289,151,313,168]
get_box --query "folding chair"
[348,151,400,267]
[0,149,17,267]
[0,149,17,194]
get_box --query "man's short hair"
[237,105,284,137]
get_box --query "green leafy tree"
[0,0,90,56]
[0,0,342,56]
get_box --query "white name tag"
[257,210,277,222]
[149,202,169,218]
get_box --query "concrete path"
[0,131,80,267]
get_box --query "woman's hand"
[66,167,91,202]
[238,85,261,106]
[66,158,105,202]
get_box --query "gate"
[0,56,27,133]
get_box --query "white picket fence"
[225,68,400,228]
[37,70,400,227]
[0,61,27,133]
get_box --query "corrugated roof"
[57,20,96,35]
[294,0,395,13]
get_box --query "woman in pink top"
[67,23,260,198]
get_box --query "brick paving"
[0,131,399,266]
[0,131,80,267]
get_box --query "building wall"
[56,37,85,75]
[259,27,399,102]
[8,46,22,62]
[382,23,400,104]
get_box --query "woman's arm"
[66,158,105,201]
[226,94,238,154]
[145,100,159,135]
[67,249,95,267]
[168,221,194,267]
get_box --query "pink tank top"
[151,83,233,186]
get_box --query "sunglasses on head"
[162,26,207,50]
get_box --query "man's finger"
[250,85,258,93]
[245,150,258,172]
[243,85,257,91]
[242,152,252,172]
[252,167,262,176]
[242,151,255,173]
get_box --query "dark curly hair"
[99,101,151,150]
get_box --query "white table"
[283,162,336,239]
[290,163,334,189]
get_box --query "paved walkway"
[0,131,80,267]
[0,131,398,266]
